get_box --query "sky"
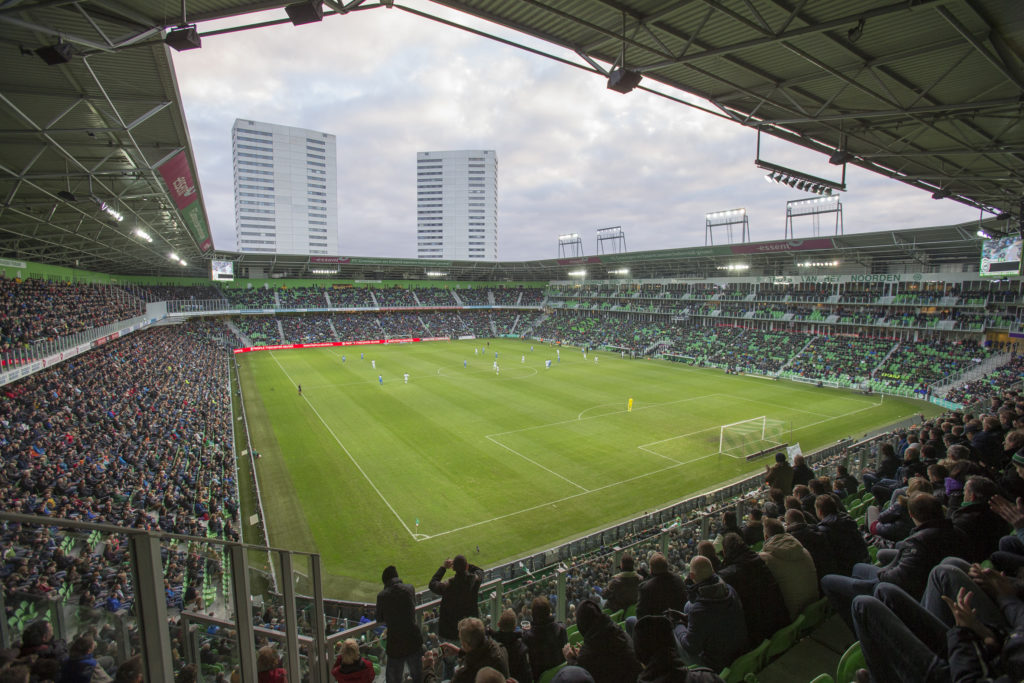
[171,1,982,261]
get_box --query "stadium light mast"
[784,196,843,239]
[705,209,750,245]
[596,226,627,254]
[557,233,584,258]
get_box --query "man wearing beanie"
[376,565,422,683]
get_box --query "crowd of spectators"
[374,287,418,308]
[136,284,225,303]
[414,288,459,307]
[877,340,991,392]
[222,286,278,308]
[232,316,281,345]
[277,286,330,309]
[946,354,1024,405]
[328,287,378,309]
[279,314,336,344]
[1,321,236,647]
[0,278,142,353]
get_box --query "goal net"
[718,416,786,457]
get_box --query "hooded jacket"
[759,532,819,620]
[718,546,790,645]
[523,613,566,680]
[331,656,375,683]
[375,575,422,657]
[678,575,749,672]
[574,600,642,683]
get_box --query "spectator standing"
[428,555,484,642]
[765,452,794,494]
[375,565,422,683]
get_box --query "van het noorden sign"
[759,273,927,284]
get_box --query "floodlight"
[57,190,77,201]
[607,68,643,93]
[977,229,993,239]
[285,0,324,25]
[567,269,586,278]
[165,25,202,51]
[134,228,152,243]
[829,150,853,165]
[932,188,951,200]
[35,42,73,65]
[179,260,187,267]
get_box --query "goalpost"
[718,416,786,458]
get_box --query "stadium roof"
[0,0,1021,278]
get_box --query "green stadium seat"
[609,609,624,623]
[765,614,805,662]
[798,597,832,637]
[624,603,637,619]
[566,624,578,638]
[568,630,583,647]
[720,639,769,683]
[809,675,835,683]
[538,663,567,683]
[835,641,865,683]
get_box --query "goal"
[718,416,786,458]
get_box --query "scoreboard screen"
[980,235,1022,277]
[211,260,234,281]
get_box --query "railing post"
[311,554,328,683]
[611,546,623,572]
[48,597,65,644]
[228,544,258,682]
[280,551,302,681]
[128,534,173,682]
[489,580,502,628]
[0,589,9,648]
[555,567,567,623]
[659,528,670,558]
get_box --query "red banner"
[232,337,449,354]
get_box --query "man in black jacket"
[376,565,423,683]
[822,493,968,631]
[635,553,687,619]
[428,555,484,641]
[815,495,869,576]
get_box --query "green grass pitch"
[236,338,938,600]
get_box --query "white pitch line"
[424,398,890,540]
[484,435,589,492]
[267,352,417,539]
[487,393,719,439]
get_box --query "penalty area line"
[268,352,418,540]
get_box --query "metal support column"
[228,544,258,683]
[129,534,174,682]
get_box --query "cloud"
[172,2,980,261]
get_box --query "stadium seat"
[568,629,583,647]
[765,614,805,662]
[608,608,624,623]
[624,603,637,619]
[798,597,832,636]
[566,624,578,638]
[720,639,769,683]
[538,662,567,683]
[809,675,835,683]
[835,642,865,683]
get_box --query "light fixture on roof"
[977,228,993,239]
[567,269,587,278]
[932,188,951,200]
[847,17,866,43]
[285,0,324,25]
[133,228,152,243]
[35,41,73,65]
[829,150,854,165]
[57,190,77,202]
[165,25,201,51]
[607,68,643,94]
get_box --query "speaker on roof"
[286,0,324,25]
